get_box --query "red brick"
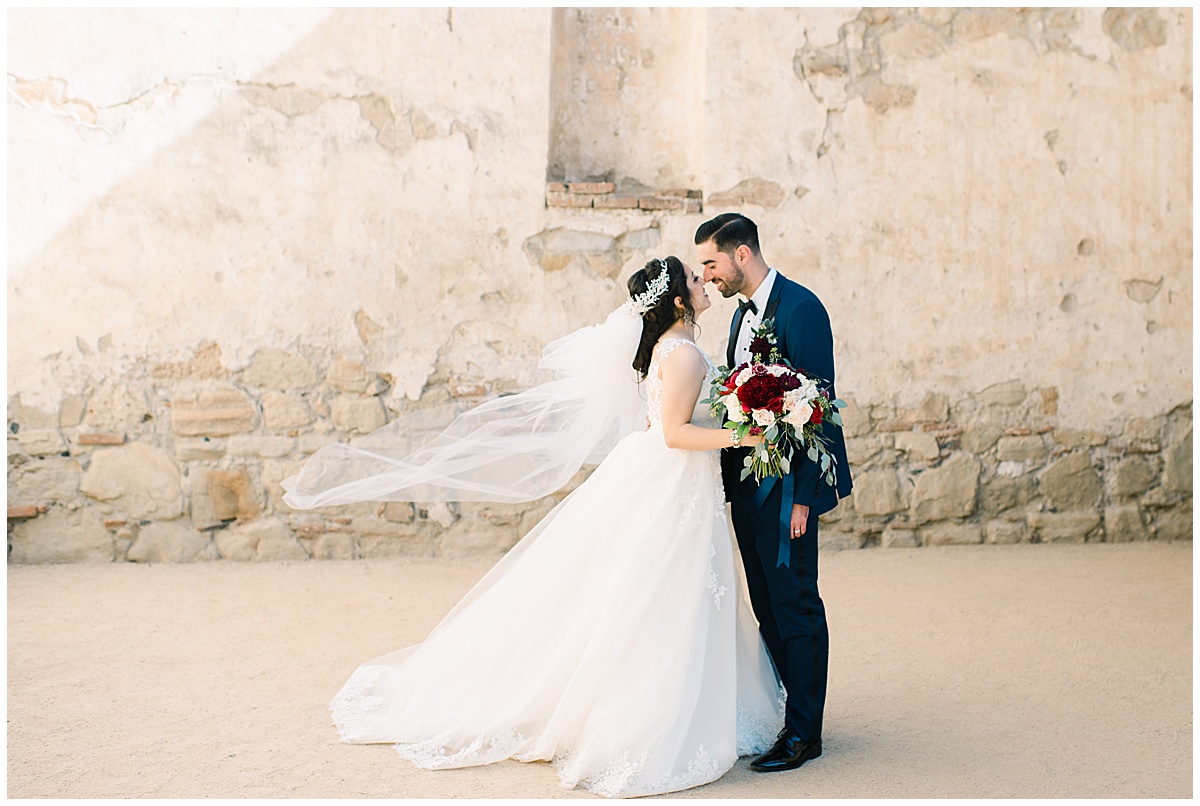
[1004,427,1032,436]
[449,383,488,398]
[638,196,684,211]
[545,181,568,193]
[566,182,615,194]
[103,518,128,529]
[7,505,39,519]
[547,191,593,208]
[592,195,640,209]
[78,432,125,445]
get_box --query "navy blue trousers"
[729,481,829,741]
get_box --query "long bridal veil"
[281,306,649,509]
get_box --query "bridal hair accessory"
[622,258,672,317]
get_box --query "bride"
[282,256,785,797]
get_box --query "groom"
[695,213,853,773]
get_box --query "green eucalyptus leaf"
[740,467,754,481]
[832,398,847,408]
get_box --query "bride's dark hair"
[628,256,694,379]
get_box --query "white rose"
[723,394,746,422]
[782,389,803,411]
[767,365,788,377]
[736,367,755,386]
[752,408,776,427]
[784,402,813,428]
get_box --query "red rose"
[738,373,785,411]
[810,405,823,425]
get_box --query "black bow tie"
[738,299,758,316]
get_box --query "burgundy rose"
[810,404,823,425]
[739,373,785,413]
[752,364,769,376]
[749,336,771,359]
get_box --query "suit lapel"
[762,272,785,323]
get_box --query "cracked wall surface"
[7,8,1192,562]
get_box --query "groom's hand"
[791,504,810,539]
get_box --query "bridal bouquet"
[703,319,845,486]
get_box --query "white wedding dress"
[329,338,785,797]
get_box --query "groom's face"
[697,240,745,299]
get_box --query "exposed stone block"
[227,435,295,458]
[1037,452,1102,511]
[1115,456,1158,497]
[684,198,703,213]
[1053,429,1108,448]
[920,522,983,546]
[127,521,212,563]
[83,384,152,432]
[1028,511,1101,543]
[980,476,1033,513]
[331,396,387,434]
[876,419,912,432]
[15,457,81,503]
[853,468,906,516]
[381,502,416,523]
[261,392,314,429]
[907,392,948,423]
[1163,426,1191,492]
[522,228,622,277]
[978,380,1027,407]
[910,453,979,524]
[961,424,1002,454]
[1103,8,1168,51]
[80,442,184,520]
[837,395,871,438]
[1153,505,1192,541]
[894,431,940,461]
[9,507,113,563]
[297,434,339,454]
[985,520,1027,544]
[881,525,919,548]
[817,532,865,550]
[1105,505,1149,543]
[311,533,356,560]
[326,359,370,393]
[175,438,225,461]
[8,395,58,429]
[172,386,257,436]
[208,469,261,522]
[997,435,1047,463]
[241,348,319,390]
[1124,416,1165,443]
[357,532,436,559]
[417,501,460,528]
[216,518,307,562]
[17,428,66,456]
[707,178,786,209]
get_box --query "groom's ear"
[735,244,751,265]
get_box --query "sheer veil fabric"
[281,308,648,508]
[288,308,785,797]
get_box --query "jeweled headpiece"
[623,258,671,317]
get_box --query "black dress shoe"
[749,729,822,772]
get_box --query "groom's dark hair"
[694,213,761,257]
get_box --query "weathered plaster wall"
[7,8,1191,563]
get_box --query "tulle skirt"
[330,428,784,797]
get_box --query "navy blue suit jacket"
[722,272,853,517]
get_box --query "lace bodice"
[646,338,722,432]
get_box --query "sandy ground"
[7,542,1192,799]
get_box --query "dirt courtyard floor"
[7,541,1193,799]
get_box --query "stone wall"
[8,8,1191,562]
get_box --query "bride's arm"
[659,347,761,451]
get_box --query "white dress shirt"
[732,268,778,366]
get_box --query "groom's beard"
[716,267,745,298]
